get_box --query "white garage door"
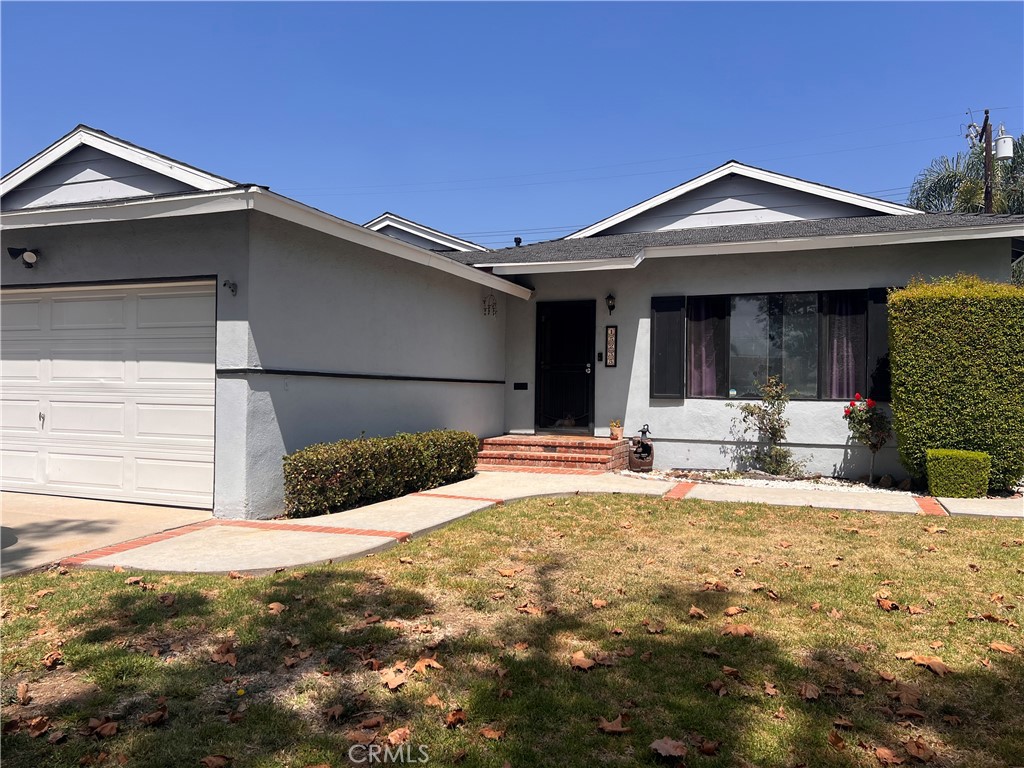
[1,282,215,508]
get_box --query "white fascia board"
[640,224,1024,259]
[1,128,235,197]
[252,191,532,300]
[365,212,487,252]
[566,161,919,239]
[487,254,644,275]
[0,189,252,229]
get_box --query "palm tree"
[908,134,1024,215]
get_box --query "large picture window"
[651,290,889,401]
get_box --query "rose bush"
[842,393,893,484]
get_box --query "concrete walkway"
[10,471,1020,577]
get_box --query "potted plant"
[609,419,624,440]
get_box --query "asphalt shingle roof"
[451,213,1024,266]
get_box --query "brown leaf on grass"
[282,656,299,668]
[413,656,443,675]
[47,730,67,744]
[139,705,168,727]
[911,655,952,676]
[591,598,608,609]
[688,605,708,620]
[227,571,248,580]
[267,602,288,615]
[387,727,412,745]
[345,728,378,745]
[35,589,55,599]
[324,705,345,722]
[875,747,906,765]
[942,714,961,726]
[650,737,688,758]
[124,576,144,585]
[497,567,523,578]
[424,694,444,708]
[834,716,854,729]
[907,604,925,615]
[158,594,176,607]
[702,646,721,658]
[828,730,846,751]
[199,756,233,768]
[593,651,617,667]
[708,680,728,696]
[480,726,504,740]
[41,650,63,670]
[570,650,596,671]
[904,737,935,762]
[513,641,529,651]
[445,709,467,728]
[989,641,1017,655]
[515,602,542,616]
[877,598,900,612]
[722,665,740,678]
[398,557,414,565]
[27,716,51,738]
[703,580,730,592]
[723,606,747,617]
[16,682,31,705]
[380,666,409,690]
[721,623,754,637]
[764,681,779,696]
[211,641,237,667]
[597,715,631,734]
[91,718,118,738]
[798,682,821,701]
[644,619,666,633]
[889,682,922,707]
[698,739,721,756]
[968,563,981,572]
[895,706,925,719]
[810,601,822,612]
[773,706,787,720]
[829,608,844,619]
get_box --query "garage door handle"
[39,412,45,428]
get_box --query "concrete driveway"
[0,492,210,576]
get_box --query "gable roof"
[565,160,920,239]
[0,124,241,199]
[460,213,1024,273]
[364,211,487,252]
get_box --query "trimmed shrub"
[283,430,479,518]
[889,275,1024,491]
[926,448,991,498]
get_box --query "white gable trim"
[0,126,237,198]
[365,212,487,252]
[0,188,533,300]
[565,161,920,239]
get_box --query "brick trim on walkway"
[61,518,412,567]
[664,481,697,499]
[476,466,605,476]
[914,497,950,516]
[412,492,505,504]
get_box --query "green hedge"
[889,274,1024,491]
[283,430,479,518]
[926,448,991,498]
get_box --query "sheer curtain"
[827,293,866,399]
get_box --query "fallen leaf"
[723,606,747,617]
[895,706,925,719]
[764,681,779,696]
[833,716,854,729]
[398,557,414,565]
[597,715,631,734]
[778,540,793,548]
[515,602,542,616]
[911,655,952,676]
[722,665,740,678]
[324,705,345,722]
[497,567,523,578]
[875,747,906,765]
[139,705,168,726]
[358,716,385,729]
[698,738,720,756]
[708,679,728,696]
[480,725,504,740]
[571,650,596,671]
[413,656,443,675]
[16,682,31,705]
[424,694,444,708]
[199,757,233,768]
[47,730,67,744]
[828,730,846,751]
[688,605,708,620]
[773,706,787,720]
[904,737,935,762]
[41,650,63,670]
[650,736,688,758]
[227,571,247,580]
[387,726,412,745]
[989,641,1017,655]
[942,714,961,726]
[93,719,118,738]
[798,682,821,701]
[27,716,51,738]
[721,623,754,637]
[445,709,467,728]
[877,597,900,612]
[267,602,288,615]
[380,665,409,690]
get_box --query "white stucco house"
[2,126,1022,518]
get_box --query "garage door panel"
[136,403,214,441]
[138,292,216,328]
[48,452,125,489]
[51,295,127,330]
[1,449,40,482]
[49,401,126,437]
[0,283,215,508]
[1,299,42,331]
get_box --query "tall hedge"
[888,274,1024,491]
[283,430,479,518]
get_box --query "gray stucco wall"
[239,212,507,518]
[504,238,1011,479]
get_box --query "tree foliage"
[908,134,1024,215]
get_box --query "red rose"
[849,401,856,407]
[844,407,851,416]
[866,398,876,408]
[854,393,862,401]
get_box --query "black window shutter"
[651,296,686,399]
[866,287,891,402]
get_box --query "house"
[2,127,1022,518]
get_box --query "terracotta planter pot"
[609,427,624,440]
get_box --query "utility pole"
[983,109,993,214]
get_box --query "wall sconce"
[482,292,498,317]
[222,280,238,296]
[605,293,616,314]
[8,247,40,269]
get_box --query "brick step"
[480,437,628,457]
[477,450,610,465]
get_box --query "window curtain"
[687,297,726,397]
[826,293,867,399]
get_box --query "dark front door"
[536,300,596,433]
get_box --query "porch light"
[7,247,40,268]
[605,293,616,314]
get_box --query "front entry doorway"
[535,300,596,434]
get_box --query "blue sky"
[2,2,1021,246]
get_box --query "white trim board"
[0,188,533,301]
[365,212,487,252]
[1,126,237,198]
[565,161,920,239]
